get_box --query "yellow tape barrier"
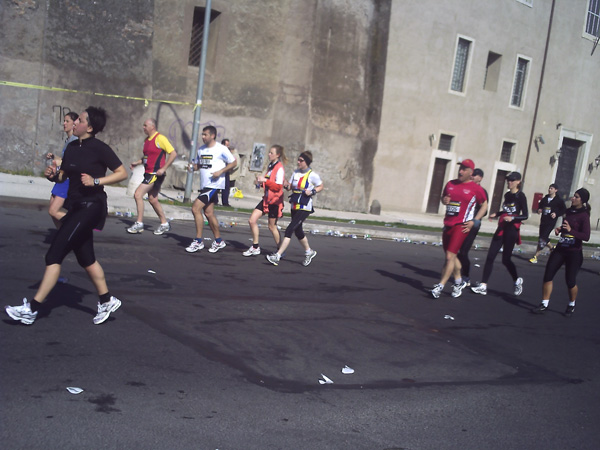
[0,80,200,109]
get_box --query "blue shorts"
[51,179,70,199]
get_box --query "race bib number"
[543,206,552,216]
[446,201,460,217]
[558,234,575,247]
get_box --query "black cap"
[506,171,522,181]
[473,168,484,178]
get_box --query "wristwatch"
[94,178,100,186]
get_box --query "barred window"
[188,7,221,67]
[510,56,530,107]
[438,134,454,151]
[586,0,600,37]
[451,37,472,93]
[501,141,515,163]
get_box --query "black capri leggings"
[45,201,104,267]
[543,249,583,289]
[284,209,311,240]
[481,224,519,283]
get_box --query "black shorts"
[142,173,166,188]
[254,201,281,219]
[197,187,220,205]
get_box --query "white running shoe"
[243,246,261,256]
[514,277,524,296]
[93,296,122,325]
[431,283,443,299]
[208,240,226,253]
[303,250,317,266]
[451,281,467,298]
[471,283,487,295]
[5,298,37,325]
[186,240,204,253]
[266,253,280,266]
[153,222,171,235]
[127,222,144,234]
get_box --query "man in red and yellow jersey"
[127,118,177,235]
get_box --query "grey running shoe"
[243,246,261,256]
[471,283,487,295]
[514,277,524,296]
[266,253,280,266]
[186,240,204,253]
[153,222,171,235]
[93,296,122,325]
[303,250,317,266]
[431,283,443,299]
[127,222,144,234]
[451,281,467,298]
[208,240,226,253]
[5,298,37,325]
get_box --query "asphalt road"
[1,199,600,449]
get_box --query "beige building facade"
[1,0,598,225]
[373,0,600,225]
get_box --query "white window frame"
[516,0,533,7]
[583,0,600,40]
[509,54,532,110]
[449,35,474,96]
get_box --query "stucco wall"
[0,0,390,213]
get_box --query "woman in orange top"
[243,145,288,256]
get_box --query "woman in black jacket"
[471,172,529,296]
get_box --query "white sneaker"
[127,222,144,234]
[431,283,443,299]
[471,283,487,295]
[514,277,524,296]
[186,240,204,253]
[303,250,317,266]
[153,222,171,235]
[451,281,467,298]
[208,240,226,253]
[93,296,121,325]
[243,246,261,256]
[5,298,38,325]
[266,253,280,266]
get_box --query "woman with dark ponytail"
[532,188,591,317]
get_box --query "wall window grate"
[188,7,221,67]
[451,38,472,92]
[586,0,600,37]
[511,57,529,107]
[438,134,454,151]
[501,141,515,162]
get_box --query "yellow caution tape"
[0,80,199,108]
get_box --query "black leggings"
[457,222,481,278]
[45,202,104,267]
[284,209,311,240]
[481,225,519,283]
[543,249,583,289]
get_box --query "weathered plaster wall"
[1,0,390,213]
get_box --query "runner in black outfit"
[457,168,488,286]
[532,188,591,317]
[471,172,528,296]
[5,106,128,326]
[529,183,566,264]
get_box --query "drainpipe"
[522,0,555,183]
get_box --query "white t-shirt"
[289,169,323,211]
[193,142,235,189]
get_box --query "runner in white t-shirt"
[185,125,237,254]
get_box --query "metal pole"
[184,0,212,203]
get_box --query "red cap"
[458,159,475,170]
